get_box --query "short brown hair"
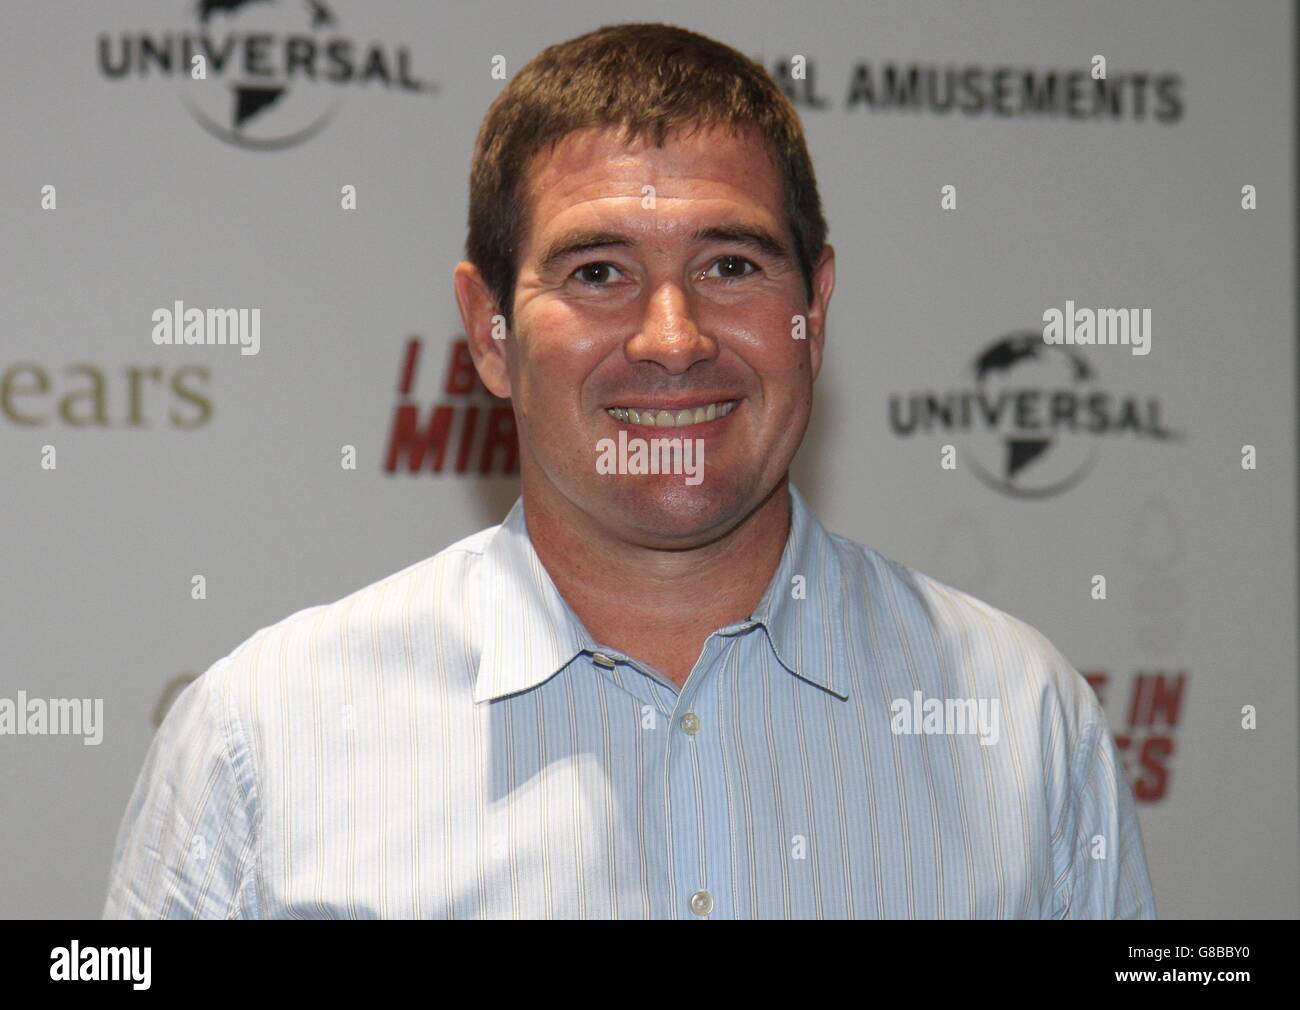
[465,22,828,330]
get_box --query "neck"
[523,478,793,688]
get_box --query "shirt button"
[591,652,615,668]
[689,889,713,916]
[680,712,700,736]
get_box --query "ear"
[805,244,835,381]
[453,261,512,397]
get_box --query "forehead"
[518,123,784,243]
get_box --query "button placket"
[670,639,732,920]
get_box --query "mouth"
[604,399,740,429]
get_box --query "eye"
[569,262,626,286]
[701,255,760,282]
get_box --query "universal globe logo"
[889,332,1181,499]
[97,0,436,150]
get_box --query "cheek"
[514,337,604,422]
[738,329,814,395]
[717,295,809,368]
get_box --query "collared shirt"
[102,484,1156,919]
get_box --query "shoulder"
[196,523,499,715]
[830,533,1104,732]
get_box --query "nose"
[625,280,717,374]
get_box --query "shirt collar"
[472,497,594,703]
[745,483,850,699]
[473,482,849,703]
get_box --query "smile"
[604,399,739,428]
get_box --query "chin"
[597,475,757,546]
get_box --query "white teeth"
[605,400,738,427]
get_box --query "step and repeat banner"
[0,0,1295,918]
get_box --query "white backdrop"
[0,0,1294,918]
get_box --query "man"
[103,22,1155,919]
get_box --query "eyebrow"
[534,224,793,277]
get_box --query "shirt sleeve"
[101,660,261,919]
[1060,719,1158,919]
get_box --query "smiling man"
[103,22,1155,919]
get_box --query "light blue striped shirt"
[102,483,1156,918]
